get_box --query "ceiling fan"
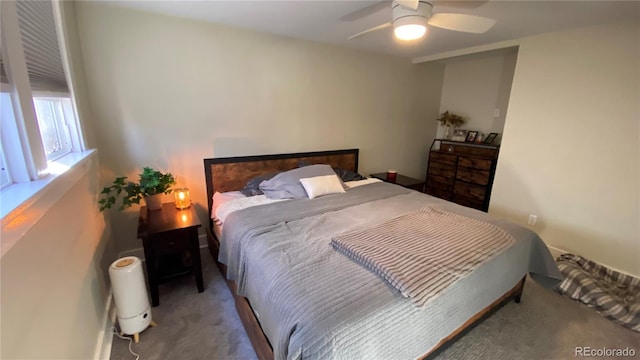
[346,0,496,41]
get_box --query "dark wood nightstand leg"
[143,242,160,307]
[191,229,204,293]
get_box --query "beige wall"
[74,2,444,253]
[437,48,518,141]
[0,154,116,359]
[490,21,640,277]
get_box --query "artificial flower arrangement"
[436,111,466,127]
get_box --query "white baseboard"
[546,244,638,278]
[93,291,115,360]
[546,244,564,260]
[119,247,145,260]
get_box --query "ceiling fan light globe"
[392,1,430,41]
[394,24,426,40]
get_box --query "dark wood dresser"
[425,139,499,212]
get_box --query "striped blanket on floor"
[331,206,515,308]
[556,253,640,332]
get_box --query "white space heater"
[109,256,153,342]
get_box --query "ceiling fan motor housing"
[392,0,432,29]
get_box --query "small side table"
[370,172,426,192]
[137,203,204,307]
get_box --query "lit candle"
[174,188,191,209]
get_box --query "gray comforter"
[219,182,562,360]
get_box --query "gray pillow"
[333,168,365,182]
[240,172,279,196]
[259,164,336,199]
[298,160,364,182]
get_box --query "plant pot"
[145,194,163,211]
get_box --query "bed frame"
[202,148,525,360]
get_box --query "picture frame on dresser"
[485,132,498,144]
[452,129,467,142]
[466,131,478,143]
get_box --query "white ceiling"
[103,0,640,60]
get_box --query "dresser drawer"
[456,167,490,186]
[452,195,485,211]
[427,173,454,188]
[458,156,493,171]
[426,186,452,200]
[430,152,457,165]
[429,160,456,171]
[428,162,456,178]
[146,232,191,255]
[447,145,498,158]
[453,182,487,202]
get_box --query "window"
[0,0,88,221]
[0,0,85,187]
[0,145,11,190]
[33,97,73,161]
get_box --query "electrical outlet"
[494,108,501,118]
[528,214,537,226]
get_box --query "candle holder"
[386,169,397,182]
[174,188,191,209]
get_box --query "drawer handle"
[169,241,175,246]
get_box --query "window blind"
[15,0,68,93]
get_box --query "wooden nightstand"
[137,203,204,307]
[370,172,426,192]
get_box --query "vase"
[145,194,163,211]
[443,125,451,139]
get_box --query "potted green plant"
[99,167,176,211]
[436,111,466,139]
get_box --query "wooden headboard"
[203,148,359,229]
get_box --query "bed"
[203,148,561,360]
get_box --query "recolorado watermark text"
[575,347,636,357]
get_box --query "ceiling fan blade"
[428,13,496,33]
[340,1,390,22]
[396,0,420,11]
[348,22,393,40]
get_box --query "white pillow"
[299,175,345,199]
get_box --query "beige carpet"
[111,248,639,360]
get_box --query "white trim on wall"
[546,244,638,278]
[1,150,96,256]
[93,292,115,360]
